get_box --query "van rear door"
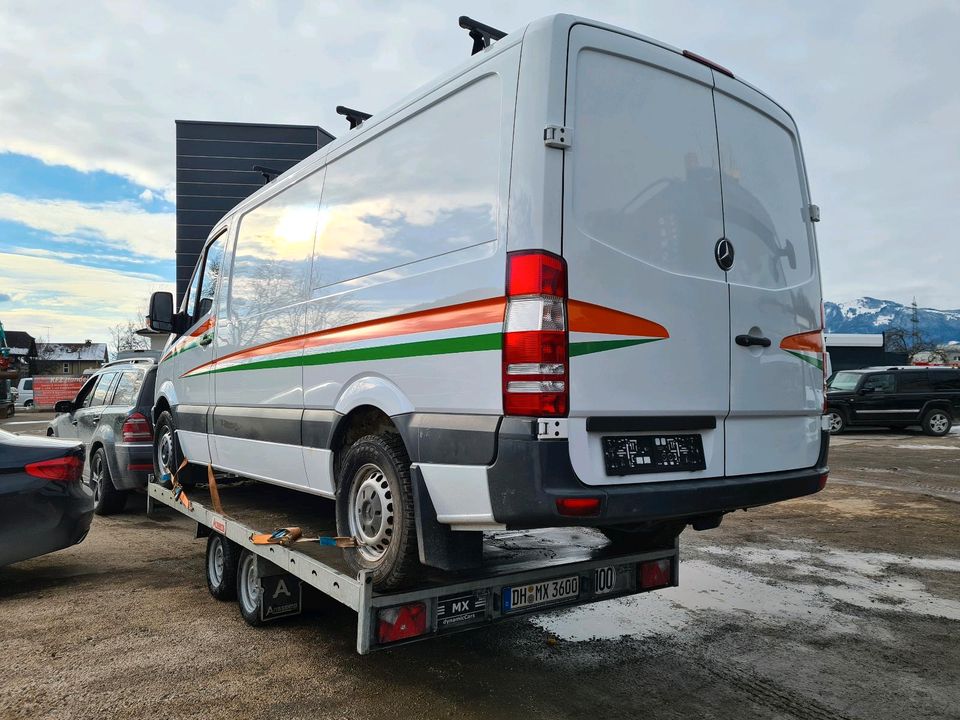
[561,26,730,485]
[714,75,823,476]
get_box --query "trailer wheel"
[336,433,420,591]
[153,410,203,488]
[206,533,240,601]
[237,549,266,626]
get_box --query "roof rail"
[458,16,506,55]
[336,105,372,130]
[102,357,156,368]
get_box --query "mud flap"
[411,467,483,571]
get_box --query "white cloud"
[0,193,173,259]
[0,252,171,343]
[139,188,155,203]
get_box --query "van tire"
[599,522,683,550]
[206,533,240,601]
[921,409,952,437]
[90,447,128,516]
[153,410,204,488]
[336,433,420,592]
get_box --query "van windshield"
[828,372,861,391]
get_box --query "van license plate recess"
[502,575,580,613]
[601,435,706,475]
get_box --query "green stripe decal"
[569,338,662,357]
[189,332,503,377]
[785,350,824,370]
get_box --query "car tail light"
[25,454,83,482]
[556,497,602,517]
[122,412,153,443]
[640,558,672,590]
[503,251,568,417]
[377,602,427,644]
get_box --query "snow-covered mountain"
[825,298,960,345]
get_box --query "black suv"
[826,366,960,436]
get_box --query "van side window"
[181,264,201,317]
[930,369,960,391]
[862,374,894,394]
[197,232,228,318]
[311,75,500,290]
[230,172,323,327]
[897,372,930,393]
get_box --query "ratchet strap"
[206,464,224,516]
[248,527,357,548]
[169,459,192,511]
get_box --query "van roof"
[216,13,796,233]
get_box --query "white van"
[147,14,828,590]
[16,378,33,408]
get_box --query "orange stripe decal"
[568,300,669,338]
[187,297,506,376]
[780,330,823,353]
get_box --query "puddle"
[893,444,960,451]
[535,544,960,642]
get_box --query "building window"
[62,363,70,374]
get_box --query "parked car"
[0,429,92,565]
[0,378,14,418]
[16,377,34,408]
[145,13,828,590]
[49,360,157,514]
[826,366,960,436]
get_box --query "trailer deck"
[147,477,679,653]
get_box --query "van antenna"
[252,165,282,184]
[336,105,372,130]
[458,16,506,55]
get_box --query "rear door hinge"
[809,203,821,222]
[543,124,572,149]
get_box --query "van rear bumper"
[487,419,829,529]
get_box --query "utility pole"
[910,297,921,352]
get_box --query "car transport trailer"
[146,477,680,654]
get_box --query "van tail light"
[122,413,153,443]
[556,496,602,517]
[25,454,84,482]
[503,251,569,417]
[377,602,427,644]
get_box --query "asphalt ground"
[2,412,958,720]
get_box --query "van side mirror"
[54,400,75,414]
[147,291,175,332]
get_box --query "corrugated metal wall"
[175,120,335,302]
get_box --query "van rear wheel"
[335,433,420,591]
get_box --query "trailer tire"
[153,410,203,488]
[237,549,266,626]
[599,522,684,550]
[336,433,421,592]
[206,533,240,601]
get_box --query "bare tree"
[108,321,149,356]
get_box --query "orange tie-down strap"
[249,527,357,548]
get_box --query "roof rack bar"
[336,105,372,130]
[252,165,282,183]
[458,16,506,55]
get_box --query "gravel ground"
[2,414,958,720]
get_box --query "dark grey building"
[175,120,335,302]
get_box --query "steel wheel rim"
[208,537,225,587]
[91,453,103,502]
[828,413,843,433]
[239,554,259,615]
[930,413,949,434]
[156,427,174,477]
[348,463,394,562]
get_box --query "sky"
[0,0,958,344]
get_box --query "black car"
[0,429,93,565]
[49,360,157,515]
[826,366,960,436]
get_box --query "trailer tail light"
[377,602,427,644]
[639,558,672,590]
[122,413,153,443]
[556,496,602,517]
[25,454,83,483]
[503,251,569,417]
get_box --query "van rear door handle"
[199,333,213,347]
[735,334,771,348]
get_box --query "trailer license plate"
[502,575,579,612]
[601,434,706,475]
